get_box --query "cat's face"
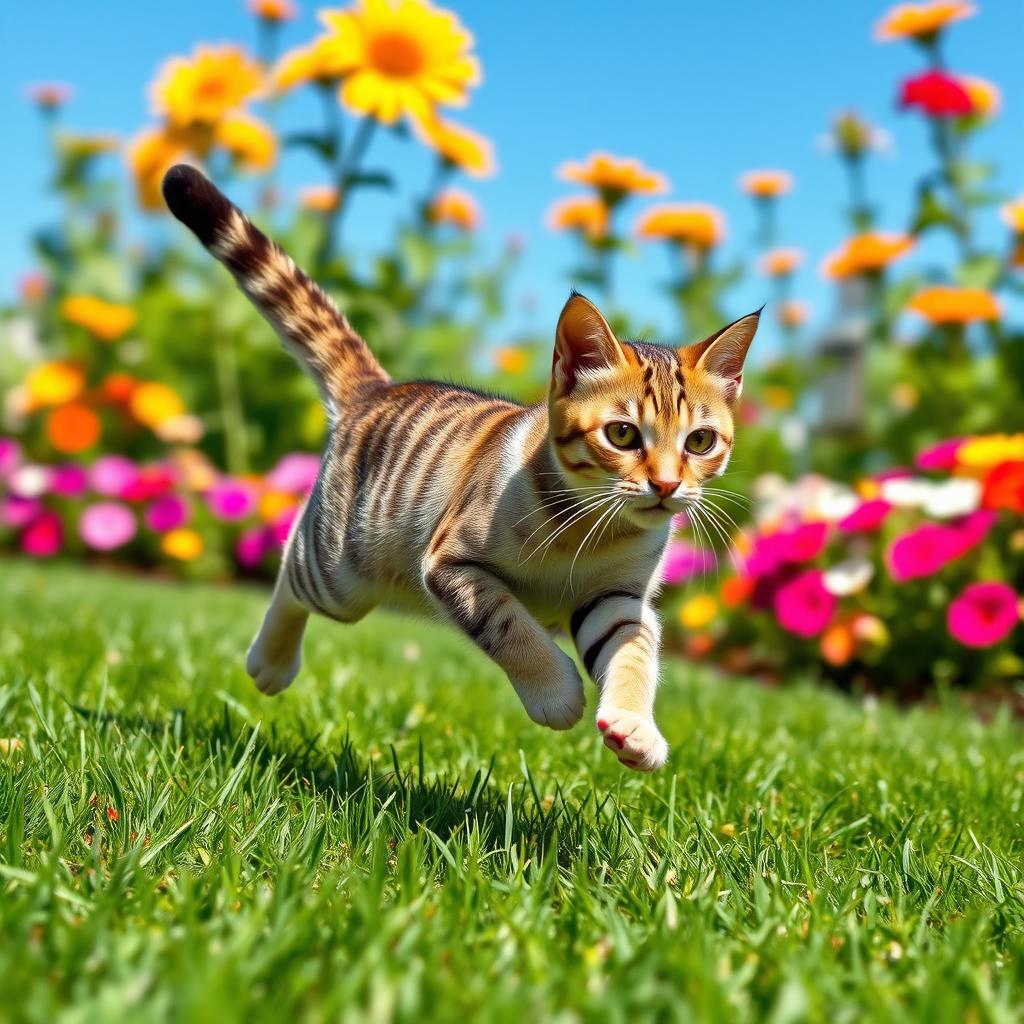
[547,293,759,530]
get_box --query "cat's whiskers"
[518,491,618,562]
[564,498,628,596]
[524,492,622,565]
[691,496,746,576]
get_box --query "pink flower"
[947,582,1019,648]
[900,71,973,117]
[662,540,717,584]
[207,478,257,521]
[773,569,837,638]
[784,521,828,562]
[21,511,62,557]
[265,453,320,495]
[916,438,963,471]
[956,509,996,547]
[51,464,89,497]
[0,438,21,479]
[887,523,964,581]
[144,495,189,532]
[236,526,271,568]
[838,499,891,533]
[80,502,137,551]
[2,496,42,528]
[270,507,299,545]
[121,466,176,502]
[90,456,139,497]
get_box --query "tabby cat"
[162,164,759,771]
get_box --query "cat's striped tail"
[162,164,388,406]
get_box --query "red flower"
[899,71,973,117]
[773,570,837,638]
[983,461,1024,513]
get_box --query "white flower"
[921,478,980,519]
[823,555,874,596]
[8,464,51,498]
[814,483,860,523]
[879,476,932,509]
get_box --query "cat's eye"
[605,422,642,450]
[685,428,716,455]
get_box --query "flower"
[739,170,792,198]
[207,479,257,521]
[25,362,85,407]
[907,286,1000,324]
[960,76,1001,118]
[947,582,1018,648]
[759,248,802,277]
[151,45,264,127]
[161,528,204,561]
[721,575,754,608]
[317,0,481,124]
[266,454,321,494]
[249,0,297,20]
[0,439,21,480]
[820,620,856,666]
[130,382,186,429]
[21,512,63,558]
[3,496,42,528]
[91,456,140,498]
[887,521,974,581]
[663,541,717,585]
[493,347,529,374]
[634,204,725,249]
[412,115,495,177]
[19,272,49,303]
[155,415,204,445]
[428,187,479,230]
[80,502,137,551]
[47,405,101,454]
[826,111,888,159]
[547,196,608,240]
[559,153,668,198]
[60,296,137,341]
[983,462,1024,513]
[823,556,874,596]
[237,526,272,567]
[273,37,346,91]
[959,434,1024,470]
[26,82,73,109]
[822,232,914,278]
[777,300,809,328]
[50,465,89,498]
[875,1,975,42]
[773,570,836,638]
[260,490,299,523]
[127,127,190,210]
[679,595,718,630]
[899,70,973,117]
[215,113,276,170]
[8,465,51,499]
[300,185,341,211]
[916,437,963,471]
[144,495,190,532]
[1002,197,1024,234]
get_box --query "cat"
[162,164,759,772]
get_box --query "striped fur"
[165,166,759,772]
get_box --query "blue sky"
[1,1,1022,363]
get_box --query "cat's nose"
[651,478,680,499]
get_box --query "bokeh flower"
[130,382,186,429]
[759,248,802,277]
[90,456,139,498]
[21,512,63,558]
[249,0,297,21]
[493,347,529,374]
[959,75,1000,118]
[265,454,321,494]
[679,594,718,630]
[208,478,258,521]
[161,528,204,561]
[825,111,889,159]
[50,465,89,498]
[60,296,137,341]
[127,127,191,210]
[820,619,856,666]
[26,82,73,110]
[663,541,716,585]
[560,153,668,198]
[916,437,963,471]
[635,203,725,249]
[216,112,277,170]
[46,404,101,454]
[823,556,874,596]
[151,45,264,127]
[274,37,346,91]
[739,170,792,198]
[547,196,608,241]
[947,581,1018,648]
[773,570,836,638]
[906,286,1000,324]
[412,115,495,177]
[237,526,272,568]
[80,502,137,551]
[777,300,809,328]
[428,187,479,230]
[144,495,190,532]
[260,489,299,523]
[887,519,983,581]
[875,1,975,42]
[900,70,973,117]
[26,362,85,408]
[300,185,341,211]
[822,232,915,278]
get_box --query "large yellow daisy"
[317,0,481,124]
[152,45,264,128]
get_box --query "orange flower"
[260,490,298,523]
[906,286,1000,324]
[19,272,49,303]
[428,187,479,230]
[273,38,346,90]
[820,620,855,667]
[821,231,915,278]
[127,127,191,210]
[26,361,85,407]
[215,112,276,170]
[777,300,810,328]
[759,248,802,277]
[61,296,137,341]
[547,196,608,240]
[635,203,724,249]
[958,75,1001,118]
[412,114,495,177]
[130,382,186,428]
[162,528,205,561]
[983,461,1024,513]
[300,185,341,211]
[249,0,297,20]
[875,1,975,42]
[151,45,264,128]
[559,153,668,197]
[494,347,528,374]
[721,575,754,608]
[739,170,792,198]
[101,372,138,405]
[26,82,73,109]
[47,404,101,453]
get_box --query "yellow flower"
[635,203,724,249]
[958,434,1024,470]
[821,231,914,278]
[151,45,263,128]
[739,170,792,198]
[300,185,341,211]
[411,114,495,177]
[26,361,85,408]
[274,37,346,91]
[162,528,204,561]
[249,0,297,21]
[1002,197,1024,234]
[762,386,793,411]
[559,153,668,197]
[428,187,479,230]
[317,0,481,125]
[215,112,276,170]
[960,75,1000,118]
[61,296,137,341]
[875,1,975,42]
[777,300,809,328]
[906,286,1000,324]
[679,595,718,630]
[759,248,802,277]
[131,382,186,429]
[494,347,528,374]
[127,127,190,210]
[546,196,609,240]
[260,490,299,523]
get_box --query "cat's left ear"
[684,308,762,403]
[552,292,628,396]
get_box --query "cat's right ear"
[552,292,628,396]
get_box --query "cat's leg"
[246,568,309,695]
[571,592,668,771]
[423,555,585,729]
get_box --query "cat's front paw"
[514,655,585,730]
[596,709,668,771]
[246,642,301,695]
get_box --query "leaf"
[910,188,953,234]
[282,132,337,161]
[342,170,395,191]
[955,254,1002,290]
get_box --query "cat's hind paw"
[246,643,301,695]
[596,709,668,771]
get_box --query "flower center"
[368,32,424,76]
[197,76,229,102]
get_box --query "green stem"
[328,117,377,251]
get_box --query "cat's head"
[547,292,760,529]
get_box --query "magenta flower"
[956,509,996,548]
[784,522,828,562]
[50,464,89,497]
[21,511,62,557]
[236,526,271,568]
[270,506,299,545]
[838,499,891,534]
[91,456,139,498]
[121,466,176,503]
[887,523,964,582]
[207,478,257,521]
[773,569,837,638]
[2,495,42,528]
[144,494,189,532]
[0,438,21,479]
[80,502,137,551]
[947,582,1019,648]
[266,453,320,495]
[662,540,717,584]
[916,438,963,472]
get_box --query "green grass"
[2,562,1024,1023]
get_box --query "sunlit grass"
[1,561,1023,1022]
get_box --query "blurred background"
[2,0,1024,698]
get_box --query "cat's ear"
[552,292,628,396]
[684,308,762,403]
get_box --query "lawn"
[1,562,1023,1023]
